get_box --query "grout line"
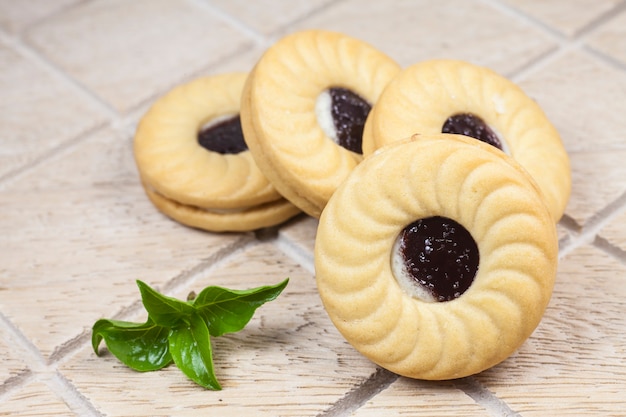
[46,372,103,417]
[316,368,398,417]
[192,0,270,48]
[275,235,316,277]
[159,232,259,295]
[0,122,108,189]
[570,0,626,40]
[454,377,522,417]
[478,0,568,44]
[12,0,90,36]
[582,43,626,73]
[594,234,626,266]
[558,190,626,260]
[2,29,120,122]
[0,370,33,400]
[0,312,49,374]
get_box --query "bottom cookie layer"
[143,183,301,232]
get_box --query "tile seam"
[0,311,48,374]
[594,235,626,266]
[582,43,626,74]
[191,0,269,47]
[275,232,315,276]
[559,189,626,259]
[266,0,350,40]
[454,377,522,417]
[5,29,120,121]
[477,0,569,44]
[0,369,33,400]
[158,232,258,295]
[0,121,109,189]
[315,368,398,417]
[47,371,103,417]
[570,0,626,39]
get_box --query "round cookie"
[134,73,300,232]
[315,133,558,380]
[362,59,571,222]
[240,30,401,218]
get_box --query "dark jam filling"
[399,216,479,302]
[197,115,248,154]
[442,113,503,150]
[329,87,371,154]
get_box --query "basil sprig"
[92,278,289,390]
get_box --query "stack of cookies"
[133,30,571,380]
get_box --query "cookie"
[134,73,300,232]
[315,134,558,380]
[362,59,571,222]
[240,30,401,218]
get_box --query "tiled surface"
[1,1,626,415]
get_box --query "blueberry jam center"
[197,115,248,154]
[399,216,479,302]
[442,113,503,150]
[329,87,370,154]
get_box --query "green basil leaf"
[169,314,221,390]
[92,318,172,371]
[136,280,195,327]
[192,278,288,337]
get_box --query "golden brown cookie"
[134,73,300,232]
[240,30,401,218]
[362,59,570,222]
[315,134,558,380]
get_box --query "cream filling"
[390,234,437,303]
[199,113,238,131]
[492,126,510,155]
[315,89,338,144]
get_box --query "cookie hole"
[391,216,479,302]
[442,113,509,154]
[315,87,370,154]
[198,114,248,155]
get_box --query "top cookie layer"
[134,73,282,210]
[363,59,571,222]
[241,30,401,218]
[315,134,558,380]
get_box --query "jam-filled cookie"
[315,134,558,380]
[134,73,300,232]
[240,30,401,218]
[362,59,570,222]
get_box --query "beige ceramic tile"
[61,242,378,416]
[564,149,626,227]
[498,0,623,37]
[0,0,80,34]
[517,50,626,153]
[0,381,74,416]
[597,206,626,253]
[25,0,252,113]
[281,0,556,75]
[474,245,626,416]
[586,8,626,67]
[278,215,319,258]
[0,334,30,387]
[353,378,487,416]
[0,41,107,181]
[0,127,248,359]
[210,0,335,36]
